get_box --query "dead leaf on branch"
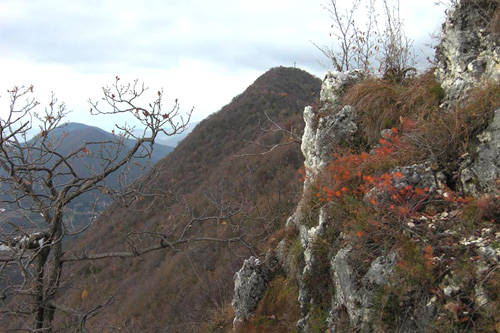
[81,289,88,302]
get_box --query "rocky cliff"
[232,1,500,332]
[436,0,500,195]
[435,0,500,106]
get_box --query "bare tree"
[314,0,378,72]
[0,78,249,332]
[236,111,302,158]
[377,0,416,82]
[316,0,415,79]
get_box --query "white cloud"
[0,0,446,131]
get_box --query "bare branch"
[0,78,196,331]
[316,0,415,78]
[235,111,301,157]
[60,236,244,263]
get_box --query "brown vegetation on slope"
[58,67,321,331]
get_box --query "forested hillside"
[57,67,321,331]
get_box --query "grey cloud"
[1,0,327,73]
[0,0,440,78]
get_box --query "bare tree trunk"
[34,247,50,331]
[44,216,64,330]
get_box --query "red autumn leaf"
[355,231,366,238]
[424,245,433,270]
[393,172,403,179]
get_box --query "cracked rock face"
[328,248,435,333]
[282,71,366,332]
[320,70,366,106]
[391,163,439,192]
[232,257,272,324]
[435,0,500,195]
[330,246,368,328]
[461,108,500,194]
[435,0,499,105]
[329,246,397,332]
[301,70,365,180]
[302,105,357,179]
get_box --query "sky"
[0,0,446,132]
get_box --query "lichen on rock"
[435,0,500,196]
[460,108,500,195]
[231,256,273,325]
[435,0,499,106]
[301,70,365,181]
[320,70,366,106]
[328,246,397,332]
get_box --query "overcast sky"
[0,0,446,132]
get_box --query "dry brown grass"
[483,0,500,33]
[343,70,442,145]
[343,78,400,144]
[407,83,500,174]
[201,304,234,332]
[264,224,299,251]
[343,69,500,178]
[234,276,300,333]
[202,276,301,333]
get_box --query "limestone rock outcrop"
[231,1,499,331]
[461,108,500,194]
[301,70,365,180]
[435,0,500,195]
[435,0,499,105]
[231,257,273,324]
[282,71,365,331]
[329,247,397,332]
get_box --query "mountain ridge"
[62,66,322,331]
[1,122,174,230]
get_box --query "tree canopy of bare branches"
[316,0,415,80]
[0,78,195,331]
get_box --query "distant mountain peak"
[58,122,107,133]
[251,66,320,91]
